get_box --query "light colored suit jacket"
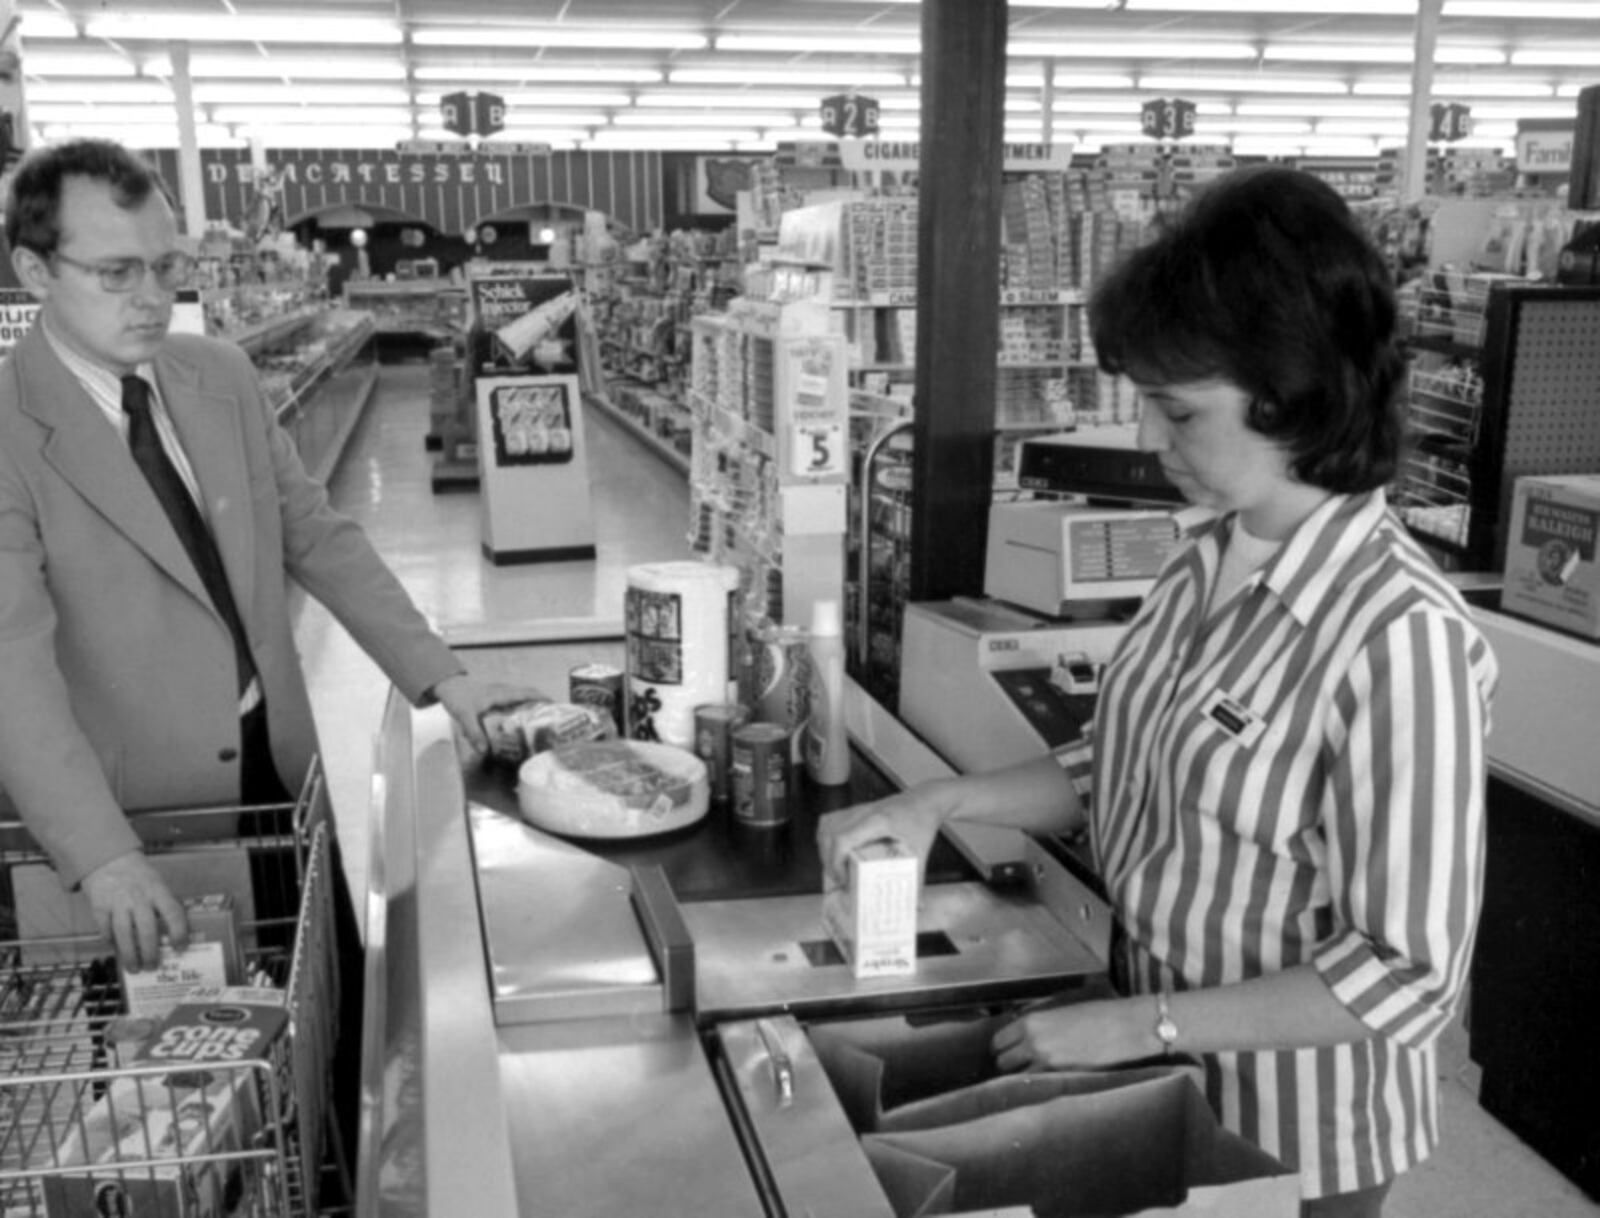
[0,324,461,886]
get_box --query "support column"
[908,0,1007,602]
[1401,0,1443,204]
[0,0,29,287]
[168,43,208,237]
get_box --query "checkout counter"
[356,618,1112,1216]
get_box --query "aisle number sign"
[1430,102,1473,143]
[442,91,507,138]
[820,94,880,140]
[1141,98,1197,141]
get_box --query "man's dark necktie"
[121,374,259,698]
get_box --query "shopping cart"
[0,760,346,1217]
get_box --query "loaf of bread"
[517,740,709,838]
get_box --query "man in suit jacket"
[0,139,526,971]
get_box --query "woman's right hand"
[816,780,955,887]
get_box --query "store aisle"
[293,364,1596,1218]
[290,364,693,906]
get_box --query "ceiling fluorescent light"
[197,84,412,105]
[211,107,417,127]
[1138,74,1349,95]
[1011,40,1256,60]
[28,104,176,124]
[84,16,402,44]
[1510,50,1600,68]
[1353,79,1556,98]
[22,53,149,77]
[411,66,662,84]
[18,14,78,38]
[1055,97,1232,115]
[1315,119,1412,137]
[1264,44,1506,66]
[586,130,761,149]
[26,81,174,104]
[1006,72,1136,90]
[188,57,406,80]
[417,91,633,110]
[669,68,909,87]
[614,112,801,128]
[636,91,823,109]
[1128,0,1415,10]
[1237,101,1405,118]
[36,123,242,148]
[735,139,782,152]
[230,126,416,148]
[1217,118,1314,135]
[1446,1,1600,16]
[716,35,920,55]
[413,28,708,50]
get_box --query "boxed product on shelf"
[1501,473,1600,641]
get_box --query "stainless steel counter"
[356,617,1111,1216]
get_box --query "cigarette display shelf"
[242,305,379,487]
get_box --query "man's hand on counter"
[429,672,548,758]
[81,850,189,974]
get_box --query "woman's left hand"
[991,998,1155,1072]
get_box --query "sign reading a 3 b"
[1140,97,1197,141]
[442,91,507,137]
[820,93,880,139]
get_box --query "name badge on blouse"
[1200,689,1266,747]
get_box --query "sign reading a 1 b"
[442,90,507,137]
[1140,97,1197,141]
[820,93,880,139]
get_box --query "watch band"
[1154,988,1179,1056]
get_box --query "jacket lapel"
[153,350,256,617]
[15,328,213,609]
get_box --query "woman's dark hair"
[1089,165,1405,494]
[5,139,172,257]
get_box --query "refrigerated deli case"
[355,622,1117,1217]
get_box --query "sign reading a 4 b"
[442,91,507,138]
[1429,102,1473,143]
[820,93,880,139]
[1140,98,1197,141]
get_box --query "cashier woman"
[819,166,1498,1218]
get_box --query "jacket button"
[219,747,239,762]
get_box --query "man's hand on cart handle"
[81,851,189,973]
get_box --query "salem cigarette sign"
[1516,122,1574,174]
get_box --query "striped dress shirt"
[1058,489,1497,1198]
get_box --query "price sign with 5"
[792,423,845,478]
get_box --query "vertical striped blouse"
[1057,489,1498,1198]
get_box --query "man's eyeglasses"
[49,250,197,293]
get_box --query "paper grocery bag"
[863,1072,1293,1218]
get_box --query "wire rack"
[0,767,342,1218]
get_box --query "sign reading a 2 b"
[1140,97,1197,141]
[820,93,880,139]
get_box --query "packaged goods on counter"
[694,702,750,808]
[568,663,625,735]
[730,722,793,829]
[120,894,243,1018]
[1502,473,1600,641]
[823,836,919,978]
[750,622,812,766]
[480,698,615,766]
[517,739,709,839]
[624,561,742,750]
[803,599,851,787]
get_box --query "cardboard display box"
[1501,474,1600,642]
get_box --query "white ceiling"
[14,1,1600,158]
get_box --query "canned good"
[731,722,794,829]
[569,663,625,734]
[751,624,812,764]
[694,702,750,806]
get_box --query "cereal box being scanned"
[822,836,919,979]
[1501,474,1600,641]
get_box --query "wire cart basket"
[0,761,345,1217]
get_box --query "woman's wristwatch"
[1154,989,1179,1057]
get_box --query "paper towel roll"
[624,561,742,750]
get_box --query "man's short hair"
[1089,165,1406,495]
[5,139,173,257]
